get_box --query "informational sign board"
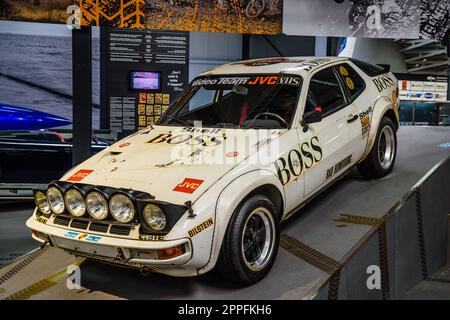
[398,76,448,102]
[102,28,189,137]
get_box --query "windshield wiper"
[165,116,192,126]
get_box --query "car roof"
[201,57,350,77]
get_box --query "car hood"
[61,126,284,204]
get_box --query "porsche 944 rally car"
[27,57,399,284]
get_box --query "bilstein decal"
[274,136,323,186]
[188,218,214,238]
[67,169,94,182]
[173,178,204,194]
[373,74,395,92]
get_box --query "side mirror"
[303,110,322,124]
[301,110,322,132]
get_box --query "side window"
[307,67,346,115]
[336,64,365,100]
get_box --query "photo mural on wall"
[74,0,282,34]
[284,0,424,39]
[0,1,447,38]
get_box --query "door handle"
[347,114,359,123]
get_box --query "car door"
[303,65,361,196]
[334,63,369,162]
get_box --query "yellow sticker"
[392,89,398,106]
[346,77,355,90]
[339,66,349,76]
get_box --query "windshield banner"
[192,75,301,87]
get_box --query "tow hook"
[140,266,151,277]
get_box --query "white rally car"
[27,57,399,285]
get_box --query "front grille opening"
[89,222,109,233]
[70,219,89,230]
[53,215,71,226]
[110,225,131,236]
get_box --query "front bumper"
[26,216,196,276]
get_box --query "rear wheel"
[217,195,279,285]
[358,116,397,178]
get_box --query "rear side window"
[306,66,346,115]
[336,64,365,100]
[350,59,386,77]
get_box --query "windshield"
[158,74,302,129]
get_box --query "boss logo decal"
[188,218,214,238]
[373,74,395,92]
[148,133,223,147]
[274,137,323,186]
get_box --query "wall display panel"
[397,75,448,102]
[102,28,189,137]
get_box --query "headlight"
[143,204,167,231]
[86,191,108,220]
[47,187,65,214]
[34,191,51,214]
[64,189,86,217]
[109,194,135,223]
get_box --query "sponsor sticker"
[188,218,214,238]
[326,155,353,180]
[78,234,88,240]
[119,142,131,148]
[339,66,349,76]
[173,178,204,194]
[64,231,80,239]
[346,77,355,90]
[85,235,102,243]
[139,234,165,241]
[37,216,48,224]
[226,151,239,158]
[67,169,94,182]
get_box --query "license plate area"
[51,236,125,259]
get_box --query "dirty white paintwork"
[27,57,399,277]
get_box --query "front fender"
[198,169,285,274]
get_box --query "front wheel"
[217,195,279,285]
[358,116,397,178]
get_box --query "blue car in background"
[0,103,72,131]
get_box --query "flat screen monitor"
[130,71,161,90]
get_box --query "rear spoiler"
[377,64,391,72]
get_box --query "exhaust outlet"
[140,266,151,277]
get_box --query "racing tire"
[217,194,279,285]
[357,116,397,179]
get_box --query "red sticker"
[173,178,204,194]
[226,151,239,158]
[67,169,94,182]
[119,142,131,148]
